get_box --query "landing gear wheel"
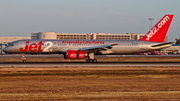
[23,60,26,63]
[86,59,90,63]
[89,59,93,63]
[93,59,97,63]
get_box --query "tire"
[89,59,93,63]
[23,60,26,63]
[86,59,90,63]
[93,59,97,63]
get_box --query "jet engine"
[64,50,86,59]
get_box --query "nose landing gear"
[21,54,26,63]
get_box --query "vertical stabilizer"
[139,14,174,42]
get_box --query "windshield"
[9,43,14,47]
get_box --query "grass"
[0,67,180,100]
[1,69,180,76]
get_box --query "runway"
[0,62,180,67]
[1,54,180,58]
[1,54,180,67]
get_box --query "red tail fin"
[139,14,174,42]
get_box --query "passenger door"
[19,41,24,49]
[53,41,57,49]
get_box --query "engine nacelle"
[64,50,86,59]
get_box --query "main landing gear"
[86,52,97,63]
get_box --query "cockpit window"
[9,44,14,47]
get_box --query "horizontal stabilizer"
[151,42,174,47]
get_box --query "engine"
[64,50,86,59]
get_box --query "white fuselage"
[3,39,171,55]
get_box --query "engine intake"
[64,50,86,59]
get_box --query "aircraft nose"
[3,47,9,53]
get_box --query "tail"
[139,14,174,42]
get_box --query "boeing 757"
[3,14,174,63]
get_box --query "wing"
[78,44,118,52]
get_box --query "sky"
[0,0,179,41]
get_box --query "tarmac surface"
[0,54,180,58]
[0,62,180,67]
[0,54,180,67]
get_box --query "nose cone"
[3,47,9,53]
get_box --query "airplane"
[3,14,174,63]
